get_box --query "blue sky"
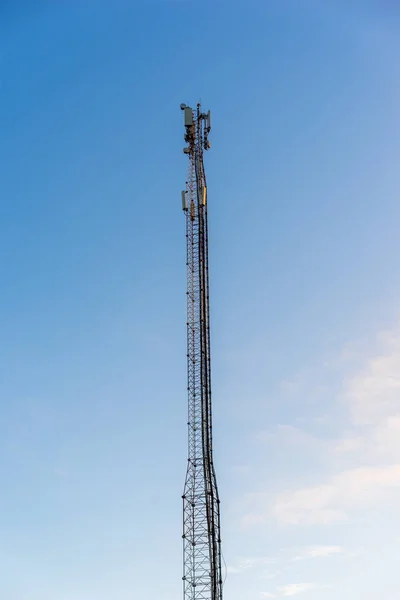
[1,1,400,598]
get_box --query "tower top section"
[180,103,211,154]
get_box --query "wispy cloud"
[277,583,318,596]
[272,465,400,525]
[227,556,275,575]
[228,544,343,594]
[244,322,400,527]
[292,545,344,561]
[343,325,400,426]
[256,425,326,449]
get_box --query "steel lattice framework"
[180,103,223,600]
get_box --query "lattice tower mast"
[180,103,223,600]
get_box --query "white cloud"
[235,322,400,599]
[257,425,325,449]
[271,464,400,525]
[227,556,274,574]
[343,328,400,425]
[292,545,344,561]
[333,416,400,464]
[260,594,275,599]
[278,583,317,596]
[245,323,400,526]
[228,545,341,591]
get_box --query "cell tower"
[180,103,223,600]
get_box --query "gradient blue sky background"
[1,1,400,598]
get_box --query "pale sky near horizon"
[1,1,400,599]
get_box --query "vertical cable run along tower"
[180,103,223,600]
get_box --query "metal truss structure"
[180,103,223,600]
